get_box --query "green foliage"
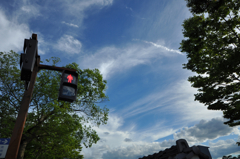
[24,111,84,159]
[181,3,240,155]
[180,0,240,153]
[222,154,240,159]
[0,51,109,158]
[180,0,240,127]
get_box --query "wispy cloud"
[120,79,223,123]
[53,0,114,30]
[142,40,183,55]
[54,35,82,54]
[78,40,183,79]
[126,6,133,12]
[34,32,47,55]
[125,6,146,20]
[62,21,79,28]
[21,4,40,17]
[60,0,113,19]
[0,10,31,53]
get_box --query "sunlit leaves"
[180,0,240,127]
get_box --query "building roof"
[139,139,211,159]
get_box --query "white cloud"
[21,4,40,17]
[82,115,240,159]
[173,117,240,145]
[82,114,128,158]
[35,32,48,55]
[142,40,183,55]
[58,0,113,26]
[79,49,239,159]
[126,6,133,12]
[0,10,31,53]
[18,0,113,24]
[9,1,42,23]
[119,79,223,125]
[78,41,183,79]
[101,142,164,159]
[62,21,79,28]
[209,139,240,159]
[0,2,46,54]
[165,80,223,123]
[79,41,236,159]
[0,0,114,55]
[81,114,178,159]
[62,0,113,12]
[55,35,82,54]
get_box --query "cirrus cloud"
[55,35,82,54]
[78,40,183,80]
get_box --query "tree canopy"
[180,0,240,150]
[0,50,109,159]
[180,0,240,127]
[222,155,240,159]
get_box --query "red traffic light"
[67,74,73,83]
[62,73,77,84]
[58,70,78,102]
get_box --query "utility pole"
[5,34,39,159]
[5,34,78,159]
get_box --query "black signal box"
[58,70,78,102]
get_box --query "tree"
[222,155,240,159]
[180,0,240,127]
[179,0,240,154]
[0,50,109,159]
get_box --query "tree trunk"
[17,135,33,159]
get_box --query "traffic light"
[20,37,38,81]
[58,70,78,102]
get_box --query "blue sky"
[0,0,240,159]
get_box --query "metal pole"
[5,51,40,159]
[38,64,76,72]
[5,33,76,158]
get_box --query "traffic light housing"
[58,70,78,102]
[20,37,38,81]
